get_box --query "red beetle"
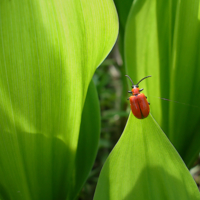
[125,75,151,119]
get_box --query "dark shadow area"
[70,81,100,200]
[0,182,12,200]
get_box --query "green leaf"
[0,0,118,199]
[94,114,200,200]
[114,0,133,32]
[124,0,200,167]
[113,0,134,112]
[71,80,100,199]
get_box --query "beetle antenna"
[125,75,134,85]
[137,76,151,85]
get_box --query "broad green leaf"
[125,0,200,167]
[94,114,200,200]
[0,0,118,199]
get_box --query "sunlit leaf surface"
[0,0,118,199]
[94,114,200,200]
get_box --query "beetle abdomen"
[129,93,150,119]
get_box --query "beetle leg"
[128,91,132,93]
[127,98,130,100]
[146,96,147,99]
[139,88,144,92]
[148,102,150,105]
